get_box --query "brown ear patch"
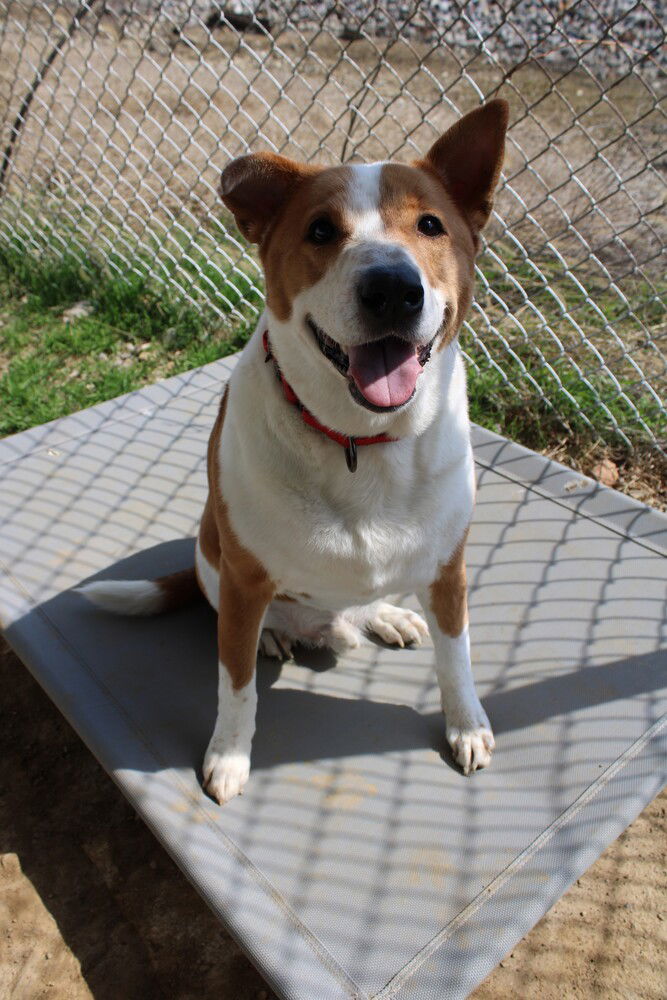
[220,152,320,245]
[419,99,509,232]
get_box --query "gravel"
[100,0,666,77]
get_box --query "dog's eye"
[307,217,337,245]
[418,214,445,237]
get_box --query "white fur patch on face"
[346,163,385,241]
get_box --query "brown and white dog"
[79,100,509,805]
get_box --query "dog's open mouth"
[307,317,435,412]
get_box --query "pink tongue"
[348,337,423,408]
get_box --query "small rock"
[591,458,619,487]
[62,300,93,323]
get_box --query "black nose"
[357,264,424,324]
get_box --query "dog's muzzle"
[307,315,436,413]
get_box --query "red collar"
[262,330,397,472]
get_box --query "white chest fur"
[217,324,475,610]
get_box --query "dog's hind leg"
[259,599,429,657]
[259,599,357,657]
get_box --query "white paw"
[259,628,293,660]
[367,604,429,648]
[325,618,362,653]
[446,722,495,775]
[202,748,250,804]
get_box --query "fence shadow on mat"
[7,537,665,780]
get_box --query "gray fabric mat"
[1,354,665,1000]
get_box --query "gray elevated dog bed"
[1,353,665,1000]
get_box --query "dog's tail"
[75,568,201,617]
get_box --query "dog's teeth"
[307,316,349,374]
[418,336,436,367]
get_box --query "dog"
[78,99,509,805]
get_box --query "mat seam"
[0,561,367,1000]
[371,713,667,999]
[474,453,667,558]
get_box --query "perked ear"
[420,99,509,232]
[220,152,318,244]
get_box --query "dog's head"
[221,100,508,435]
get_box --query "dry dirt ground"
[1,638,665,1000]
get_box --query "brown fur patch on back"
[197,387,228,573]
[198,384,276,689]
[429,529,469,637]
[379,163,476,350]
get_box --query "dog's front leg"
[418,543,494,775]
[203,560,274,804]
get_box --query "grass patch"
[0,238,256,435]
[467,241,666,452]
[0,233,664,506]
[465,337,665,454]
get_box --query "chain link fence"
[0,1,665,456]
